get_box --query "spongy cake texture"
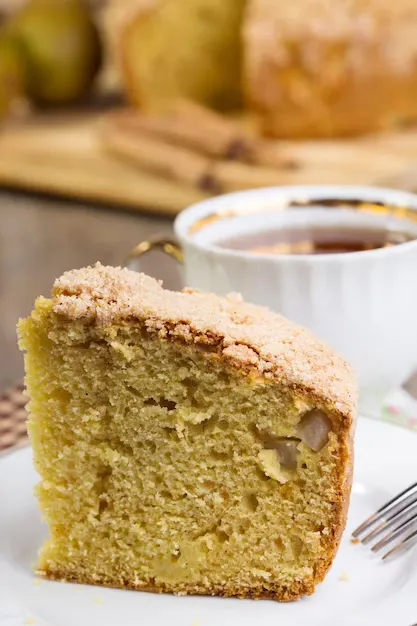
[18,263,356,601]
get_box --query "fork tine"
[361,498,417,544]
[371,512,417,552]
[382,527,417,560]
[352,481,417,538]
[371,514,417,552]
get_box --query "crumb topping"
[53,263,356,418]
[245,0,417,76]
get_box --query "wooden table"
[0,190,173,390]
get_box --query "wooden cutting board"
[0,112,209,216]
[1,110,417,216]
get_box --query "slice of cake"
[18,263,356,601]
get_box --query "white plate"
[1,417,416,626]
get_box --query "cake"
[110,0,417,138]
[18,263,356,601]
[243,0,417,138]
[119,0,245,111]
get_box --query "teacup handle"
[124,237,184,287]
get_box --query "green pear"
[8,0,102,106]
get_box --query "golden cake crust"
[37,568,320,602]
[53,263,356,421]
[244,0,417,137]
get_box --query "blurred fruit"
[0,33,25,120]
[7,0,102,106]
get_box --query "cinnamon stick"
[160,100,298,169]
[99,115,296,194]
[99,120,218,192]
[107,101,254,160]
[166,99,254,159]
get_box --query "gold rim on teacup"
[188,198,417,236]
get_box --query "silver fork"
[352,482,417,560]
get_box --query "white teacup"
[127,185,417,414]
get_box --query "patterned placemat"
[0,382,28,451]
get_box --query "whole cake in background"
[244,0,417,138]
[18,263,357,601]
[106,0,417,138]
